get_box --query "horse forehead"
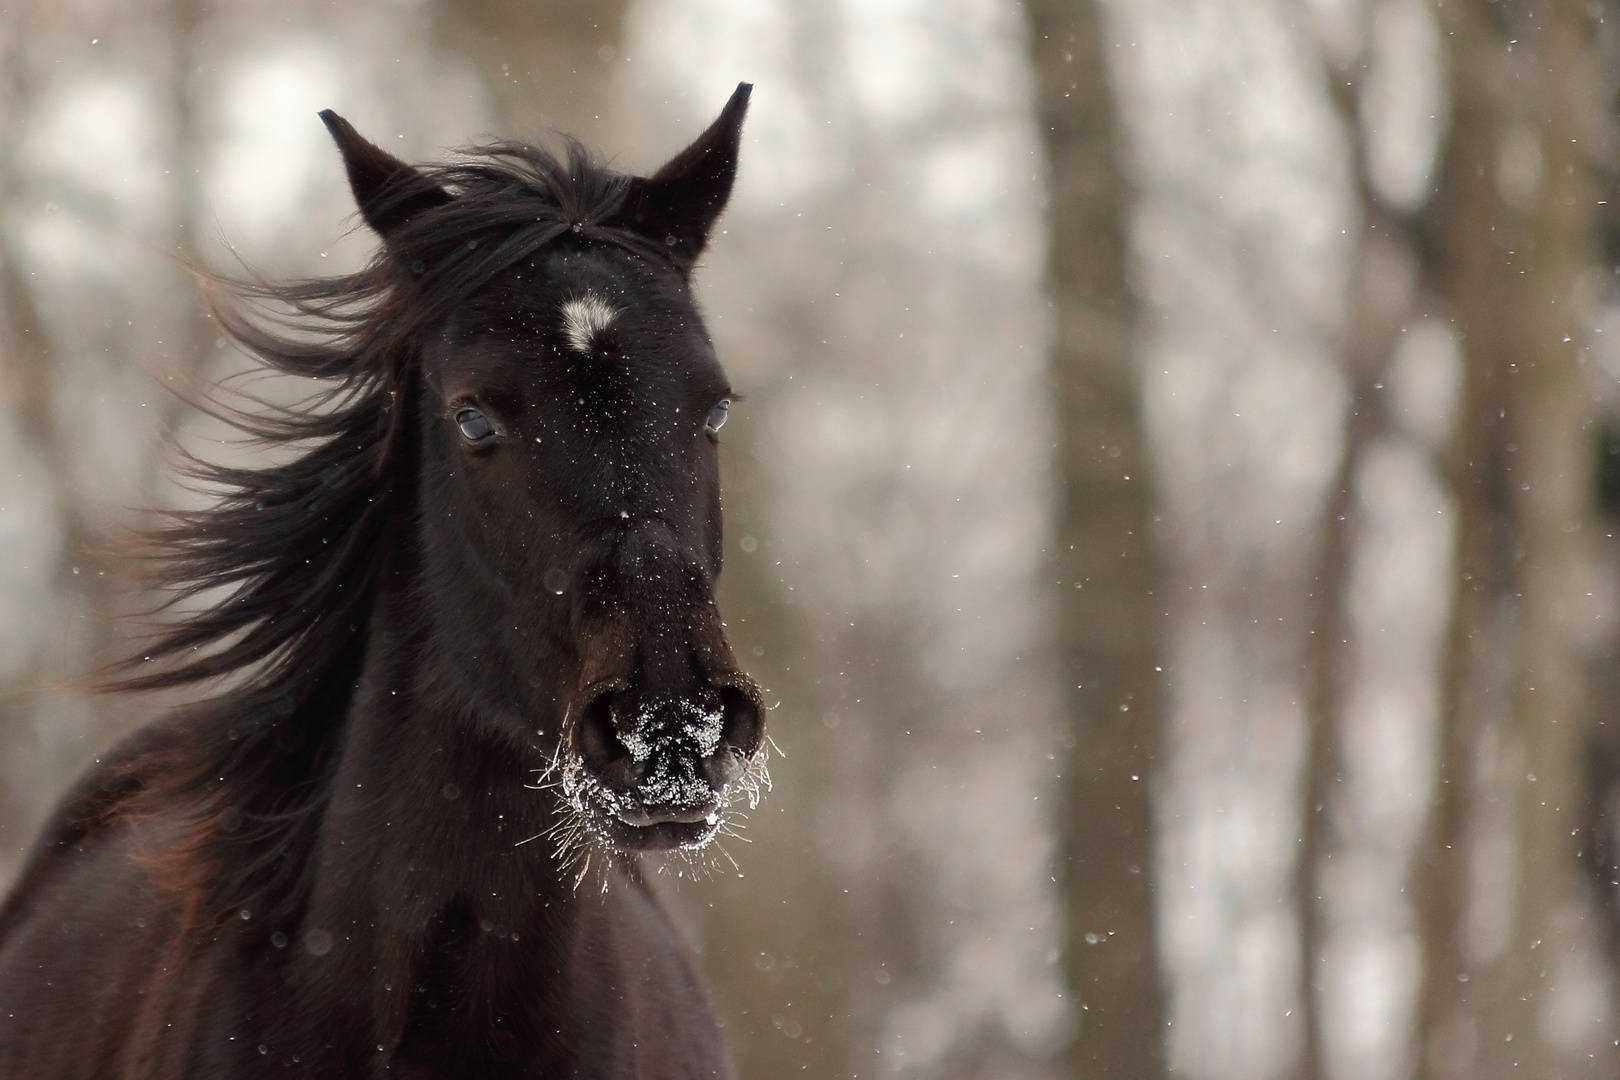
[435,252,720,402]
[476,250,700,342]
[560,292,620,353]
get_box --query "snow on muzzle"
[570,676,765,848]
[578,680,761,815]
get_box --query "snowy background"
[3,1,1620,1078]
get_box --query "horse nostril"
[699,686,761,793]
[577,691,639,788]
[701,751,745,790]
[718,684,762,758]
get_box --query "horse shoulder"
[0,721,184,941]
[0,800,188,1076]
[0,721,228,1079]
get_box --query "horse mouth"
[568,774,729,852]
[602,811,722,851]
[597,784,722,850]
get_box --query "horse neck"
[298,576,608,1016]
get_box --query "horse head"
[321,86,766,855]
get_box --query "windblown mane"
[92,136,655,921]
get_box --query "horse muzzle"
[558,520,766,850]
[568,676,765,850]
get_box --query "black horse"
[0,84,765,1079]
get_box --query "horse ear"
[613,83,750,270]
[319,110,452,240]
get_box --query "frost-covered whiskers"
[548,684,771,864]
[546,726,772,889]
[561,292,620,353]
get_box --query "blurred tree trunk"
[1304,7,1456,1076]
[1025,2,1167,1076]
[1421,1,1599,1076]
[152,0,216,449]
[435,0,627,145]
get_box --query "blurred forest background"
[4,0,1620,1077]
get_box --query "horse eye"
[455,407,495,443]
[704,400,731,436]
